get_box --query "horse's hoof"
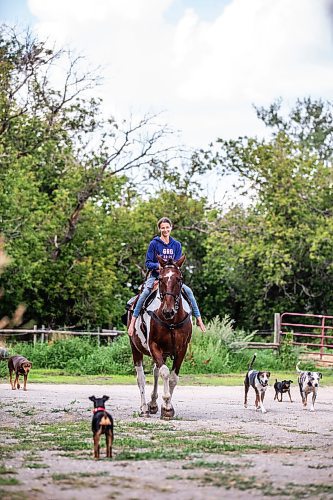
[160,407,175,420]
[148,403,158,415]
[139,411,150,418]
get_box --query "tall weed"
[182,316,255,373]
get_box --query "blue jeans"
[133,276,201,318]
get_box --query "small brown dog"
[89,395,114,459]
[8,355,32,391]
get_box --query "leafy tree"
[199,99,333,329]
[0,25,178,328]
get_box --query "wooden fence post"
[97,327,100,347]
[41,325,45,344]
[274,313,281,345]
[33,325,37,345]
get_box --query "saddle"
[121,282,159,327]
[122,284,192,336]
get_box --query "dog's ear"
[89,396,96,402]
[289,380,293,383]
[102,395,109,402]
[319,373,322,379]
[267,372,271,378]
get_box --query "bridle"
[158,265,183,312]
[146,262,192,362]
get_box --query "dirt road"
[0,382,332,499]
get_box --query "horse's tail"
[248,353,256,370]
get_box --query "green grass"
[0,420,298,462]
[187,471,333,497]
[0,477,20,486]
[1,369,333,386]
[182,459,253,470]
[0,445,14,460]
[0,370,136,385]
[0,490,29,500]
[0,466,16,475]
[0,418,325,498]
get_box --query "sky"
[1,0,333,200]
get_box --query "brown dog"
[8,355,32,391]
[89,395,114,459]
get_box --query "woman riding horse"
[129,254,193,418]
[127,217,206,336]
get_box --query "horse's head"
[157,255,186,320]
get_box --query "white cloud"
[27,0,333,150]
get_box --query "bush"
[182,316,255,373]
[3,316,300,376]
[0,360,8,378]
[66,335,134,375]
[6,335,134,375]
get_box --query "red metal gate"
[279,312,333,365]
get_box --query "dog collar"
[93,407,106,413]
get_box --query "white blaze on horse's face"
[160,267,181,320]
[165,269,174,282]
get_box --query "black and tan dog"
[274,379,293,402]
[89,395,114,459]
[8,355,32,391]
[244,354,270,413]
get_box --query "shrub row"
[0,317,299,376]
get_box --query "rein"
[148,260,191,337]
[147,310,191,330]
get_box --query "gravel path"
[0,382,332,499]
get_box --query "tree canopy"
[1,25,333,331]
[199,99,333,328]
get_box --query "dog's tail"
[296,362,302,373]
[248,353,256,370]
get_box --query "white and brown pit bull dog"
[244,354,270,414]
[296,362,322,411]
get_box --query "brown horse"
[128,255,192,419]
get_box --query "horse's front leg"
[162,350,186,419]
[135,364,149,417]
[148,364,159,415]
[159,364,174,420]
[169,369,179,398]
[150,344,174,419]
